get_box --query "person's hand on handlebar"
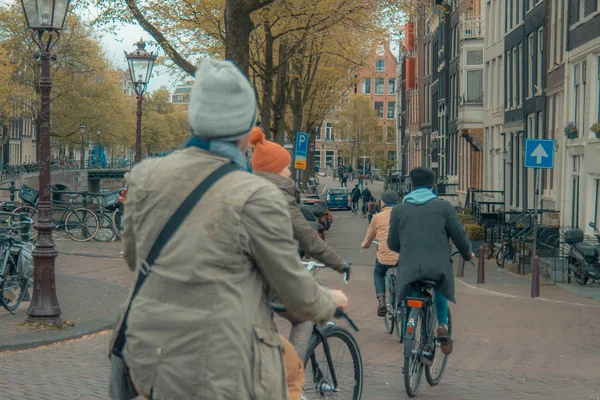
[330,289,348,312]
[341,260,351,283]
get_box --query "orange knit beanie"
[250,127,292,173]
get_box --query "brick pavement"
[1,192,600,399]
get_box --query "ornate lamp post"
[20,0,72,323]
[79,123,86,169]
[124,40,156,163]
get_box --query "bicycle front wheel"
[65,208,99,242]
[404,308,424,398]
[112,208,124,240]
[0,255,28,313]
[93,212,116,242]
[303,325,363,400]
[425,308,452,386]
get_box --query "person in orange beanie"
[250,128,351,399]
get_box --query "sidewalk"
[0,255,130,352]
[455,255,600,306]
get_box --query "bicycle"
[495,239,515,269]
[351,201,359,216]
[402,250,472,397]
[0,214,34,313]
[90,190,124,242]
[271,263,362,399]
[11,191,99,242]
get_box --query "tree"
[335,95,382,170]
[141,88,188,155]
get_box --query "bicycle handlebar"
[303,260,351,284]
[450,250,475,265]
[271,303,359,332]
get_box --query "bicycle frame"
[309,323,341,391]
[404,290,434,363]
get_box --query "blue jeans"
[406,287,449,326]
[374,260,395,297]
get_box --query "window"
[315,126,321,140]
[467,50,483,65]
[516,46,521,106]
[325,123,333,141]
[375,78,385,95]
[362,78,371,94]
[528,113,536,138]
[375,60,385,72]
[512,47,517,107]
[537,28,543,94]
[374,102,384,118]
[594,179,600,226]
[387,102,396,119]
[528,34,534,98]
[388,78,396,94]
[597,58,600,121]
[572,155,581,227]
[314,152,321,168]
[519,44,523,106]
[537,111,544,140]
[574,64,580,131]
[325,150,335,167]
[424,43,429,76]
[579,0,585,21]
[506,51,512,108]
[388,151,395,161]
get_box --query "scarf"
[185,136,249,171]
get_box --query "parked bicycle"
[90,189,124,242]
[495,239,516,269]
[271,263,362,399]
[0,213,34,313]
[112,186,126,240]
[11,185,99,242]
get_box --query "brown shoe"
[377,296,387,317]
[436,325,453,355]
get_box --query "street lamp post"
[20,0,72,323]
[79,123,86,169]
[96,126,101,168]
[124,40,156,163]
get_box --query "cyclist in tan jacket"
[361,190,400,316]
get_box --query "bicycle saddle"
[414,280,438,289]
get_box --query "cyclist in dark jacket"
[388,167,474,356]
[361,186,372,214]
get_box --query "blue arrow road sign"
[294,132,309,170]
[524,139,555,169]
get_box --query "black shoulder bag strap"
[111,162,237,356]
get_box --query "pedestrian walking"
[109,58,348,400]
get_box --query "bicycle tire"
[112,208,124,240]
[303,325,363,400]
[425,308,452,386]
[394,305,404,343]
[495,245,507,268]
[404,308,424,398]
[93,212,116,242]
[10,206,38,239]
[65,208,99,242]
[383,269,394,334]
[0,254,28,313]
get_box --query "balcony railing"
[461,17,483,39]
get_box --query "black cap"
[381,190,399,205]
[409,167,435,188]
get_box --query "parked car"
[300,196,333,230]
[300,204,325,240]
[326,187,350,210]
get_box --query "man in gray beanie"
[361,190,400,317]
[387,167,473,355]
[112,58,347,400]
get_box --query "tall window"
[528,34,534,98]
[362,78,371,94]
[551,0,558,66]
[594,179,600,226]
[315,126,322,140]
[574,64,580,132]
[424,43,429,76]
[388,78,396,94]
[519,44,523,106]
[387,102,396,119]
[325,150,335,167]
[515,46,521,106]
[537,27,543,94]
[528,113,536,138]
[374,102,384,118]
[325,123,333,141]
[537,112,544,139]
[572,155,581,228]
[597,58,600,121]
[375,60,385,72]
[512,47,517,107]
[375,78,385,95]
[506,50,512,108]
[582,61,587,135]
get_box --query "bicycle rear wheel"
[0,254,28,313]
[93,212,116,242]
[495,245,507,268]
[65,208,99,242]
[404,308,424,398]
[425,308,452,386]
[303,325,363,400]
[383,269,395,334]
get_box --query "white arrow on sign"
[531,144,548,164]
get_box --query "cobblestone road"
[1,177,599,399]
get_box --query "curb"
[0,317,117,353]
[57,250,123,260]
[0,274,127,353]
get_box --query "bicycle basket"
[101,192,119,208]
[16,243,34,279]
[19,185,39,206]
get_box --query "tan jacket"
[256,172,346,272]
[111,147,336,400]
[361,206,399,265]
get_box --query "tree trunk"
[225,0,253,75]
[260,26,274,140]
[291,62,303,188]
[273,41,288,145]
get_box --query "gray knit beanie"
[381,190,399,205]
[188,58,257,141]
